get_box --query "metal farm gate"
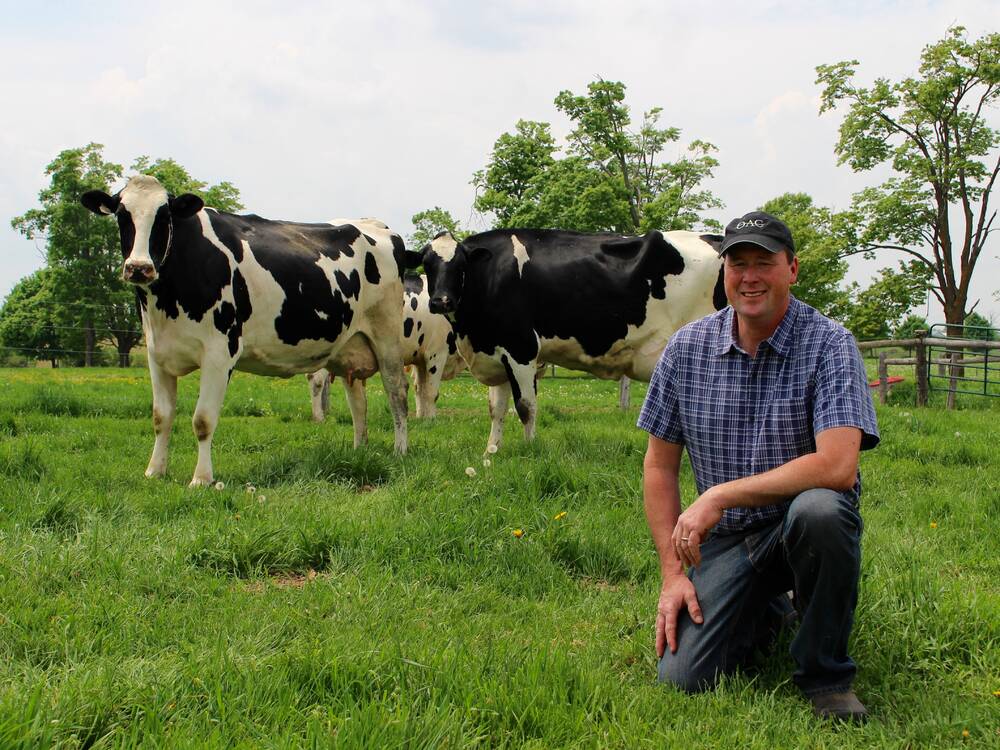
[927,323,1000,402]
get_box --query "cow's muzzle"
[123,261,157,284]
[429,295,454,314]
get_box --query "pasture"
[0,367,997,748]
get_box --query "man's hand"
[671,489,725,568]
[656,574,703,657]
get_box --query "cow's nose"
[429,295,453,314]
[123,261,156,284]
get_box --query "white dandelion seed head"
[258,495,266,503]
[465,467,477,477]
[486,444,499,454]
[214,481,225,491]
[246,485,256,494]
[954,431,962,437]
[482,458,491,468]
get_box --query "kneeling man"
[638,211,879,722]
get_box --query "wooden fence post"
[915,331,928,407]
[619,376,630,410]
[947,351,959,410]
[878,352,888,405]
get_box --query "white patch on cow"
[430,233,459,262]
[316,310,329,320]
[120,175,169,267]
[197,212,236,259]
[511,235,530,276]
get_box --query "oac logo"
[736,219,767,230]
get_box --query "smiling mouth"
[741,290,766,298]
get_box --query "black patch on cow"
[410,296,418,311]
[418,333,425,346]
[391,234,407,279]
[135,288,147,313]
[206,213,364,345]
[712,266,728,310]
[501,354,531,425]
[429,365,437,375]
[446,331,457,355]
[417,320,422,331]
[403,274,424,295]
[212,268,254,357]
[336,268,361,300]
[364,252,381,285]
[699,233,723,255]
[117,210,137,260]
[429,229,688,364]
[403,317,414,338]
[362,233,376,246]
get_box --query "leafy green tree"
[408,207,469,250]
[894,313,930,341]
[11,143,124,366]
[817,27,1000,336]
[962,311,997,340]
[844,263,930,340]
[473,80,721,233]
[759,193,850,318]
[0,269,64,366]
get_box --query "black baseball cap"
[719,211,795,256]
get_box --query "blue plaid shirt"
[637,296,879,534]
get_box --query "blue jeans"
[658,489,863,696]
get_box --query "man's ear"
[81,190,119,216]
[169,193,204,218]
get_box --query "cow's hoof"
[144,467,167,478]
[188,477,213,489]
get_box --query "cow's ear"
[404,247,426,270]
[81,190,119,216]
[169,193,204,218]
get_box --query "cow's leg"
[145,357,177,478]
[500,353,539,443]
[308,369,331,422]
[369,341,409,454]
[190,357,233,487]
[421,352,450,420]
[486,383,511,453]
[412,362,429,419]
[341,376,368,448]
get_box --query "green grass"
[0,367,997,748]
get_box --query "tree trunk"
[84,322,95,367]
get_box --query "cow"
[408,228,727,452]
[81,174,410,487]
[307,272,464,429]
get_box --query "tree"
[758,193,851,318]
[408,206,469,250]
[11,143,124,366]
[130,156,244,211]
[843,263,929,340]
[817,27,1000,336]
[473,80,722,233]
[0,270,63,366]
[962,311,997,340]
[894,313,930,341]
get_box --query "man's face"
[723,244,798,325]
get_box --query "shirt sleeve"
[813,331,880,450]
[637,339,685,444]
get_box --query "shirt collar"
[714,296,801,357]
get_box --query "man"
[637,211,879,722]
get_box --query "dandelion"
[955,431,962,437]
[902,412,911,417]
[962,729,970,738]
[512,529,524,538]
[482,458,492,468]
[214,481,225,491]
[234,513,241,521]
[553,511,567,521]
[465,467,477,478]
[258,495,266,503]
[993,690,1000,697]
[930,522,938,529]
[245,485,256,494]
[486,444,499,454]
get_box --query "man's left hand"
[672,490,725,568]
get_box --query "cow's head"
[81,175,203,285]
[410,231,467,315]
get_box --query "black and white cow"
[81,175,410,486]
[409,229,727,452]
[307,272,464,428]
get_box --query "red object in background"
[868,376,904,387]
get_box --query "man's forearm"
[643,466,684,577]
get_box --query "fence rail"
[858,329,999,408]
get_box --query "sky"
[2,0,998,325]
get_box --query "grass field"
[0,366,997,748]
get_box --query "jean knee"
[785,489,861,549]
[658,648,718,693]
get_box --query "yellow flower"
[512,529,524,538]
[993,689,1000,697]
[930,522,938,529]
[961,729,970,738]
[553,511,567,521]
